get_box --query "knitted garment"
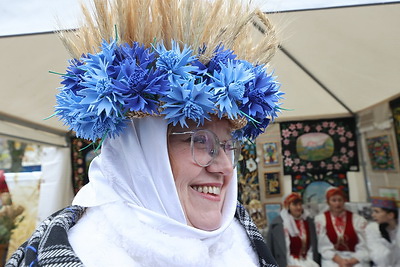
[6,204,277,267]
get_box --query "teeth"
[193,185,221,195]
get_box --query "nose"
[206,147,234,175]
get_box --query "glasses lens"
[191,130,217,167]
[224,139,241,167]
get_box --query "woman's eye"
[193,135,207,144]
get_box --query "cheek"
[168,144,190,177]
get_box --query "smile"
[191,185,221,195]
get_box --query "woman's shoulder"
[366,221,379,231]
[349,210,368,224]
[314,212,326,221]
[6,205,86,267]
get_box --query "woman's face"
[289,201,303,219]
[328,194,346,214]
[168,118,234,231]
[371,207,394,224]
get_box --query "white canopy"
[0,1,399,146]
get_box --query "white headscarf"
[72,117,238,241]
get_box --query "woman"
[366,196,400,267]
[267,192,320,267]
[6,0,283,266]
[314,187,369,267]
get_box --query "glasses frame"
[170,129,241,168]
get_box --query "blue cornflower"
[118,42,156,69]
[75,111,127,141]
[78,77,125,117]
[208,60,254,119]
[61,40,128,140]
[55,88,85,130]
[81,42,119,80]
[155,40,199,84]
[114,60,169,114]
[241,65,283,120]
[207,44,236,74]
[241,117,271,140]
[61,58,86,94]
[161,79,215,127]
[55,87,126,140]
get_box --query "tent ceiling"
[269,3,400,121]
[0,3,399,145]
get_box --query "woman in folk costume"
[365,197,400,267]
[314,187,369,267]
[7,0,285,266]
[267,192,320,267]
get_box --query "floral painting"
[280,118,359,175]
[366,135,395,171]
[237,139,260,206]
[292,172,349,204]
[262,142,279,166]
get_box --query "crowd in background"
[266,187,400,267]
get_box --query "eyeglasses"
[170,129,241,168]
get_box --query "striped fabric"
[235,202,278,267]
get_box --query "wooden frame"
[264,202,281,225]
[262,142,279,166]
[378,187,400,200]
[264,171,282,198]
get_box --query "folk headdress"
[54,0,284,142]
[371,196,397,211]
[283,192,302,209]
[325,186,348,202]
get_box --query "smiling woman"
[6,0,283,266]
[168,118,236,231]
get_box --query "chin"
[191,215,222,231]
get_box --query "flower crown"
[54,38,283,142]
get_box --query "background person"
[365,196,400,267]
[6,0,283,266]
[267,192,320,267]
[315,187,369,267]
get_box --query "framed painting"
[390,97,400,161]
[366,135,395,171]
[264,172,282,198]
[262,142,279,166]
[264,202,281,225]
[378,187,400,200]
[280,117,359,175]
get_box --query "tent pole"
[354,115,371,201]
[0,112,66,137]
